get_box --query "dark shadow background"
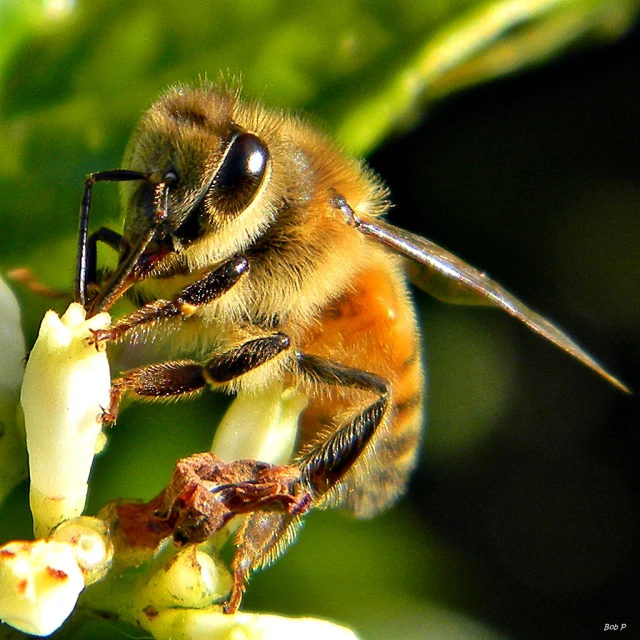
[370,25,639,640]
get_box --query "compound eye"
[209,132,268,215]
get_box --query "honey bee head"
[119,85,275,274]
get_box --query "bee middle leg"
[104,333,291,423]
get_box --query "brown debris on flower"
[115,452,311,550]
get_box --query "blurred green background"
[1,1,639,639]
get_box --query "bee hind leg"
[225,353,389,612]
[294,353,390,494]
[225,511,303,613]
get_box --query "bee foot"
[87,327,113,351]
[99,405,117,426]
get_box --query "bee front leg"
[91,255,249,346]
[225,353,389,612]
[84,226,127,297]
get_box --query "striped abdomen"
[297,254,424,517]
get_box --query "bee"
[76,83,627,612]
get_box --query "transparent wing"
[355,216,628,393]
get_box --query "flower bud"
[21,303,111,537]
[141,547,233,611]
[212,383,307,464]
[140,608,360,640]
[52,516,114,585]
[0,275,27,504]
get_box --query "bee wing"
[356,216,628,393]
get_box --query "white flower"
[20,302,111,537]
[0,538,85,637]
[51,516,114,585]
[0,275,27,504]
[0,516,113,636]
[141,547,233,611]
[212,383,308,464]
[141,607,360,640]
